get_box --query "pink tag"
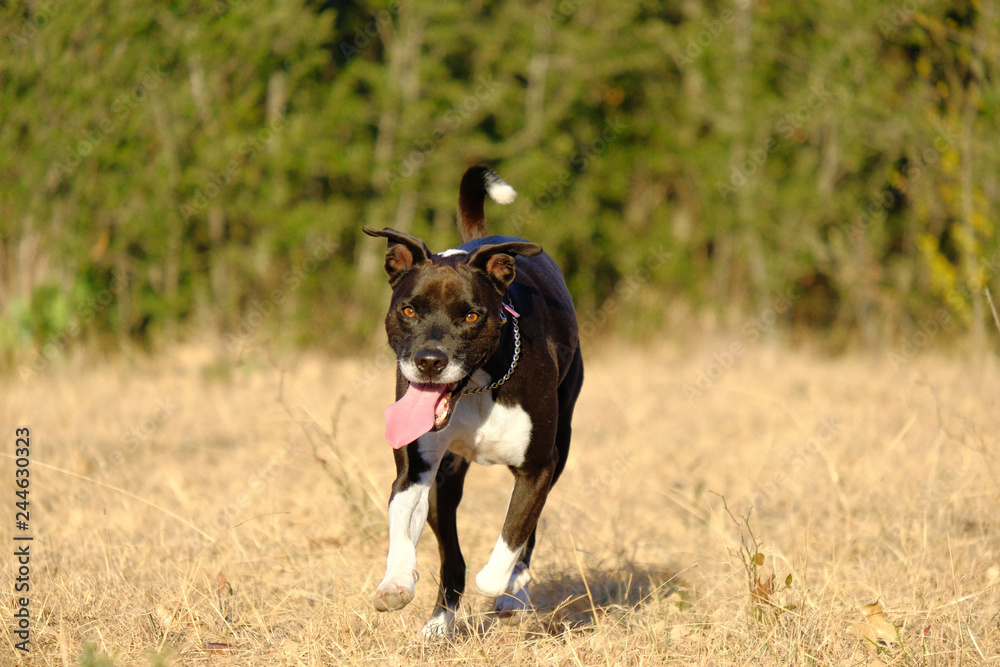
[503,303,520,318]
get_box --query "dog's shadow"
[460,561,680,638]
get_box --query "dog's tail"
[458,165,517,243]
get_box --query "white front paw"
[491,564,532,624]
[422,609,456,640]
[374,570,416,612]
[494,585,531,625]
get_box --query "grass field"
[2,334,998,665]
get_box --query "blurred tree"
[0,0,997,365]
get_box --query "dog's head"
[363,226,541,444]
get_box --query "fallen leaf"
[851,601,899,650]
[752,568,775,602]
[217,571,233,596]
[154,604,175,628]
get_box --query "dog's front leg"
[474,462,555,598]
[374,440,447,612]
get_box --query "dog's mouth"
[430,374,473,430]
[383,374,474,449]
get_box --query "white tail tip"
[486,180,517,205]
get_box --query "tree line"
[1,0,997,369]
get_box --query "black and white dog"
[362,166,583,637]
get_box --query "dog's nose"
[414,348,449,377]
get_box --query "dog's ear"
[467,242,543,293]
[362,226,432,286]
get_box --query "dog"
[362,165,584,638]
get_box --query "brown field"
[2,335,999,665]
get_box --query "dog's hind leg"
[494,345,583,624]
[552,343,583,488]
[422,452,470,638]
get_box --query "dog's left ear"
[468,242,543,293]
[362,226,432,286]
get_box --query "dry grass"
[2,335,999,665]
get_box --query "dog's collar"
[465,300,520,395]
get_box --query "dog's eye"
[402,306,416,318]
[465,312,479,323]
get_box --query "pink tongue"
[384,383,449,449]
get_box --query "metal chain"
[465,312,520,395]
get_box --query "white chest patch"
[422,372,533,467]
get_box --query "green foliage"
[0,0,997,358]
[77,642,118,667]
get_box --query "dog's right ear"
[362,226,432,286]
[467,241,543,293]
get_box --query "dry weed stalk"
[720,499,794,629]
